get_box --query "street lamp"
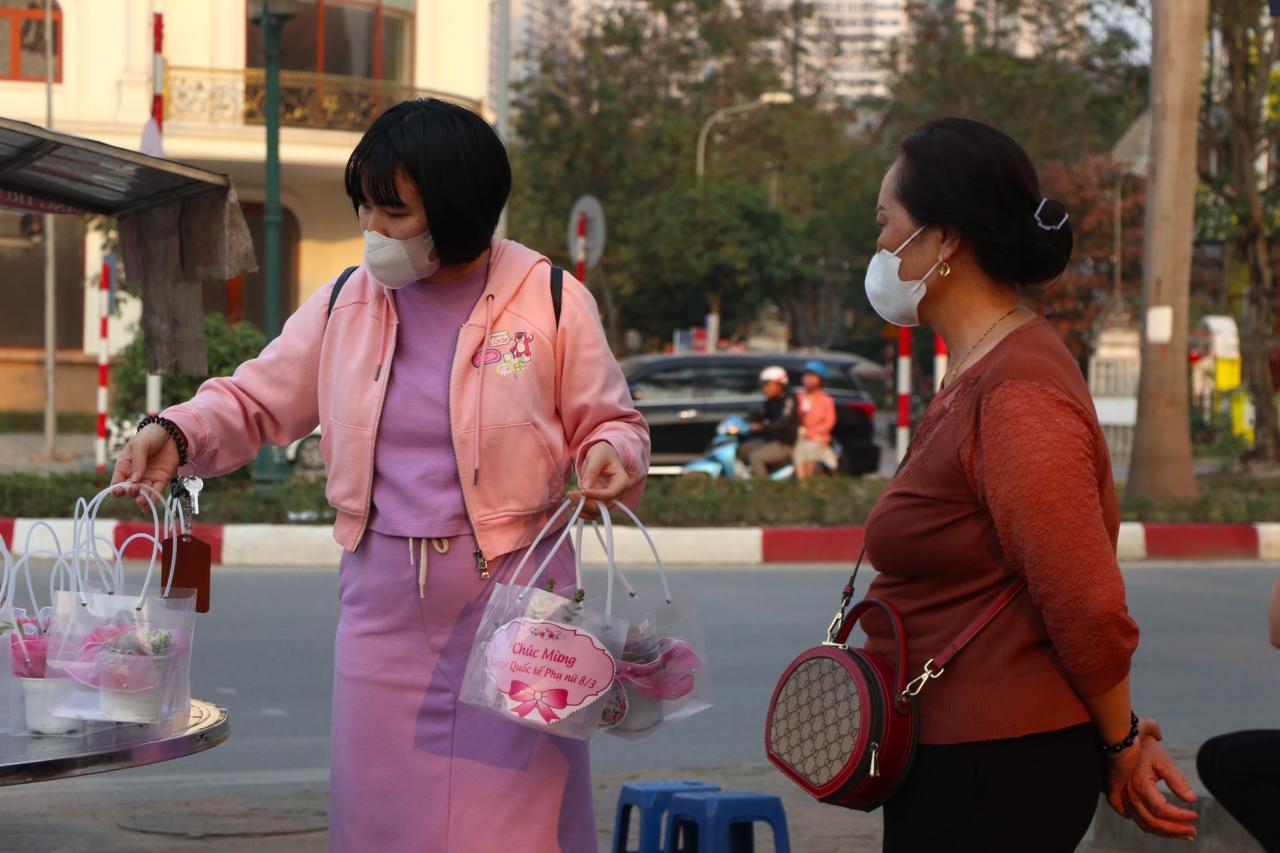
[248,0,297,341]
[248,0,297,486]
[695,91,794,184]
[694,91,794,351]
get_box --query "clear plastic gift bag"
[459,498,630,740]
[590,504,712,740]
[44,484,197,726]
[3,523,83,736]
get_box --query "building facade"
[0,0,490,413]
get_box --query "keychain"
[162,476,213,613]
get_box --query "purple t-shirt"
[367,264,488,538]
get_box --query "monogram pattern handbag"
[765,552,1025,811]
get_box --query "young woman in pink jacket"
[111,99,650,853]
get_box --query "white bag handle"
[587,523,638,599]
[71,483,184,610]
[515,497,587,600]
[592,503,672,605]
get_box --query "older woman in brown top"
[860,117,1198,851]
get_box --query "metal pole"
[96,258,111,474]
[494,0,511,240]
[896,327,912,462]
[933,334,948,393]
[42,0,56,460]
[145,7,164,416]
[1113,176,1123,299]
[575,212,587,284]
[255,0,291,485]
[263,0,284,340]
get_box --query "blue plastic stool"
[663,791,791,853]
[612,780,722,853]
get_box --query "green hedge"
[1,471,1277,526]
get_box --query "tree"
[1200,0,1280,463]
[881,0,1148,166]
[508,0,843,348]
[1127,0,1209,502]
[1038,154,1147,365]
[112,313,265,423]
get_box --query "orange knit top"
[863,316,1139,745]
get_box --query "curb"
[2,519,1278,566]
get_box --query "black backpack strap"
[550,265,564,329]
[327,266,359,319]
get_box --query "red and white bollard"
[143,7,164,417]
[95,259,111,474]
[151,11,164,135]
[934,334,948,393]
[896,327,912,463]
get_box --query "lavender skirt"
[328,528,596,852]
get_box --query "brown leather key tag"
[162,535,212,613]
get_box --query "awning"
[0,116,258,375]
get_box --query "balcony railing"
[165,66,483,133]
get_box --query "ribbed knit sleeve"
[961,379,1139,697]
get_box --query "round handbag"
[765,562,1026,812]
[765,598,918,811]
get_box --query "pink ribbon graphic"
[509,681,570,723]
[616,639,702,701]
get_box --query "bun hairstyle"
[895,117,1073,292]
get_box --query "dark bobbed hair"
[345,98,511,266]
[895,117,1073,291]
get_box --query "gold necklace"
[943,307,1020,388]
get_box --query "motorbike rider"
[739,365,799,478]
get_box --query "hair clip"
[1034,198,1069,231]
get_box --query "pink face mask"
[615,638,702,701]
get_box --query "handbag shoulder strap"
[831,547,1028,700]
[933,578,1026,670]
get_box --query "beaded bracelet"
[137,415,190,468]
[1101,711,1140,754]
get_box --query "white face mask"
[363,229,440,289]
[864,225,942,327]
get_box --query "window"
[631,365,702,401]
[0,210,83,349]
[705,364,763,399]
[247,0,413,83]
[0,1,61,83]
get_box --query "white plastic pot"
[97,652,167,723]
[20,678,81,735]
[615,687,664,734]
[100,685,165,723]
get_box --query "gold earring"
[939,260,951,278]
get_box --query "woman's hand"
[1104,717,1199,840]
[110,424,181,512]
[568,442,630,521]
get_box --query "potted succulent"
[10,629,80,735]
[94,627,177,723]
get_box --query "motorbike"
[681,415,841,480]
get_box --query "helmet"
[759,365,789,384]
[802,360,827,379]
[717,415,751,436]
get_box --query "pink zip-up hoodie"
[163,239,650,562]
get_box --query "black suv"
[620,352,881,475]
